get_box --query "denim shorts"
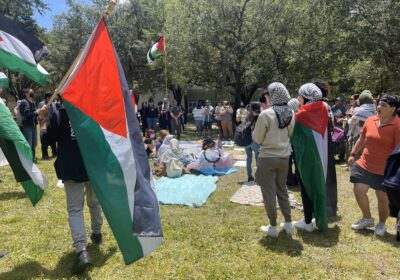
[350,163,385,190]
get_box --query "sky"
[34,0,128,30]
[34,0,69,30]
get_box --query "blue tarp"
[155,174,218,207]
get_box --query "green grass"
[1,126,400,279]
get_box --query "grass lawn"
[0,126,399,279]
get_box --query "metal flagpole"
[164,33,168,98]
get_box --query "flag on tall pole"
[57,17,163,265]
[0,72,9,88]
[147,35,165,63]
[0,14,49,86]
[0,101,48,206]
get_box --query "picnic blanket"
[179,141,203,157]
[155,174,218,207]
[230,184,303,209]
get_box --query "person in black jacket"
[38,100,103,274]
[19,88,38,161]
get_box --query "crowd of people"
[0,80,399,271]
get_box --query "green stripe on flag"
[0,104,44,205]
[291,122,327,232]
[0,49,48,86]
[64,101,144,264]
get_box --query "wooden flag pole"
[46,0,117,106]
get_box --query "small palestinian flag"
[291,101,329,232]
[0,15,49,86]
[147,35,165,63]
[59,17,163,264]
[0,72,8,88]
[0,101,48,206]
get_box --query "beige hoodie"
[253,108,295,158]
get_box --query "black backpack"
[234,121,252,147]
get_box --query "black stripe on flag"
[0,139,31,182]
[0,14,49,61]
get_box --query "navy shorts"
[350,163,385,191]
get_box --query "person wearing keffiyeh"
[253,82,295,238]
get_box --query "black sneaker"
[248,177,255,182]
[71,250,92,275]
[90,233,102,245]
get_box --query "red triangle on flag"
[61,19,127,138]
[295,101,329,138]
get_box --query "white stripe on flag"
[0,72,7,79]
[17,149,48,189]
[137,236,163,256]
[312,129,328,180]
[0,31,36,65]
[101,126,137,222]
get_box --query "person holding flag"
[38,102,103,274]
[292,83,329,233]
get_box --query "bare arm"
[347,136,365,165]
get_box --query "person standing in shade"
[19,88,38,161]
[219,101,234,142]
[236,101,248,125]
[349,94,400,236]
[203,100,214,137]
[146,98,159,131]
[214,100,223,137]
[139,101,148,137]
[192,101,204,135]
[254,82,295,237]
[244,102,260,182]
[159,98,170,132]
[169,100,183,140]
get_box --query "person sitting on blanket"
[187,137,234,175]
[155,129,170,154]
[156,137,194,177]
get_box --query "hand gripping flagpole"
[46,0,117,107]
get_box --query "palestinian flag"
[0,101,48,206]
[59,18,163,265]
[0,72,9,88]
[147,35,165,63]
[291,101,329,232]
[0,15,49,86]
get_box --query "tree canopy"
[3,0,400,104]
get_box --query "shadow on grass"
[0,191,26,202]
[0,245,117,280]
[259,235,304,257]
[354,229,400,248]
[298,225,340,248]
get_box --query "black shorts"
[203,122,212,130]
[350,163,385,191]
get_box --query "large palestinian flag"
[0,101,48,206]
[147,35,165,63]
[291,101,329,232]
[0,15,49,85]
[58,17,163,265]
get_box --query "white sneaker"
[351,218,374,230]
[374,223,386,236]
[280,222,293,236]
[260,225,278,238]
[294,220,314,232]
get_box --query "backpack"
[13,100,26,126]
[384,144,400,190]
[234,121,252,147]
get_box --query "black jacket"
[19,99,37,126]
[47,106,89,182]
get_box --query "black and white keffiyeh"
[299,83,323,102]
[268,82,293,129]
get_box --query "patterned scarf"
[268,82,293,129]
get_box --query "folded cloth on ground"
[155,174,218,207]
[230,184,302,209]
